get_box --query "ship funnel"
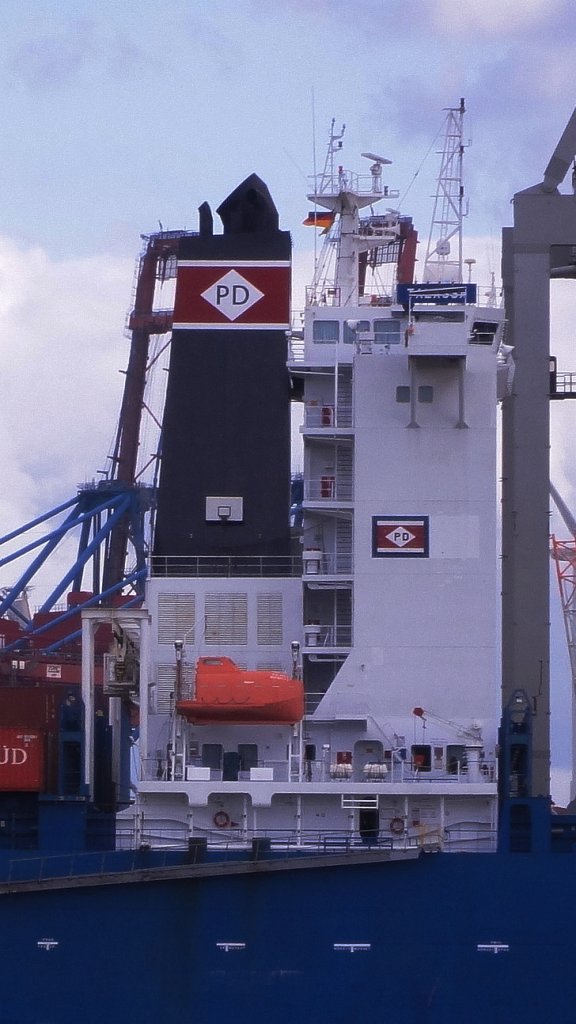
[217,174,279,234]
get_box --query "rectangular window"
[469,320,499,345]
[343,319,369,344]
[238,744,258,771]
[418,385,434,403]
[412,744,431,771]
[374,318,401,345]
[396,386,410,403]
[202,744,223,769]
[447,745,466,774]
[313,320,339,343]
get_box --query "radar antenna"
[362,152,392,193]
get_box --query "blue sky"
[1,0,576,797]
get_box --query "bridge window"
[469,320,499,345]
[374,318,401,344]
[313,320,339,343]
[343,319,369,344]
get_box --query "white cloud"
[0,237,132,603]
[551,765,573,806]
[434,0,562,35]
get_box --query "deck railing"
[149,555,302,578]
[139,756,497,785]
[304,478,353,502]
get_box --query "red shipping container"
[0,727,44,791]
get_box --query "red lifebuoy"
[390,817,405,836]
[213,811,231,829]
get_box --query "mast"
[102,232,184,592]
[423,97,466,283]
[306,127,400,305]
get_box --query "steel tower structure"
[0,229,192,656]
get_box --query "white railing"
[305,624,353,647]
[302,551,353,576]
[304,478,353,502]
[304,404,353,429]
[116,819,496,856]
[139,755,497,786]
[149,555,301,578]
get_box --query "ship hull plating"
[2,853,574,1024]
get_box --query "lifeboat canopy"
[176,656,304,725]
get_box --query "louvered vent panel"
[157,593,195,644]
[156,664,176,714]
[257,593,283,645]
[337,365,353,426]
[336,517,353,573]
[205,593,248,645]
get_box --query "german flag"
[303,211,335,232]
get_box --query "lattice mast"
[423,98,466,284]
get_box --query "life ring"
[213,811,231,829]
[389,817,405,836]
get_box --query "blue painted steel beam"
[2,567,147,654]
[0,505,82,619]
[73,517,93,592]
[39,496,131,612]
[0,495,125,569]
[0,496,78,546]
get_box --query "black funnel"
[217,174,279,234]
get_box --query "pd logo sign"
[372,516,429,557]
[201,270,264,321]
[173,259,290,329]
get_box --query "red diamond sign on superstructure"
[201,270,264,321]
[372,516,429,557]
[172,259,291,330]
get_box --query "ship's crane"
[412,706,482,743]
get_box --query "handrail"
[149,554,301,578]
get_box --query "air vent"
[205,593,248,645]
[155,664,176,714]
[157,593,195,644]
[257,593,283,645]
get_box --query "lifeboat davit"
[176,656,304,725]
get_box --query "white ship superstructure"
[129,110,506,853]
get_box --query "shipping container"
[0,727,44,791]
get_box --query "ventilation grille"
[157,593,195,644]
[205,593,248,645]
[156,664,176,713]
[257,593,283,645]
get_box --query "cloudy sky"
[1,0,576,797]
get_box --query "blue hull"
[2,851,574,1024]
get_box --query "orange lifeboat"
[176,656,304,725]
